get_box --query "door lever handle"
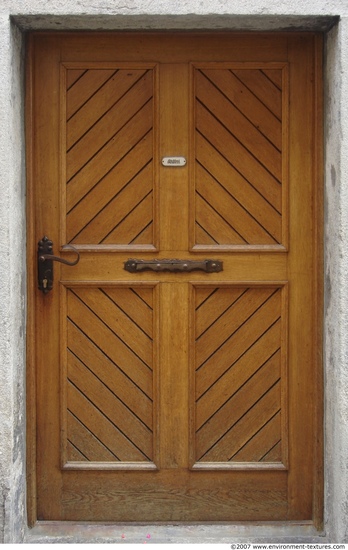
[38,236,80,293]
[38,245,80,266]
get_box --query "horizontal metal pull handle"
[124,259,223,273]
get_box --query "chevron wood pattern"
[194,66,285,247]
[65,67,155,246]
[193,286,285,466]
[64,286,155,466]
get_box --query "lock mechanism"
[37,236,80,293]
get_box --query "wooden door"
[27,32,323,524]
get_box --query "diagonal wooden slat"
[67,289,152,396]
[194,284,284,464]
[102,192,153,244]
[261,69,282,89]
[196,165,278,244]
[196,324,281,428]
[195,70,281,179]
[103,287,153,339]
[261,442,282,462]
[68,321,153,428]
[67,133,152,238]
[72,287,153,368]
[67,442,86,461]
[195,287,246,338]
[196,287,275,368]
[196,290,281,398]
[195,192,246,245]
[194,65,284,248]
[132,223,153,244]
[67,100,153,210]
[196,102,281,210]
[66,69,117,121]
[195,288,217,309]
[196,134,282,230]
[65,69,155,247]
[69,165,153,244]
[67,69,148,148]
[195,224,217,244]
[67,73,153,178]
[132,287,153,309]
[68,352,153,459]
[230,412,281,462]
[66,69,88,90]
[231,69,282,119]
[200,68,282,149]
[67,411,117,462]
[198,378,281,462]
[68,382,148,461]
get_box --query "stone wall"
[0,0,347,543]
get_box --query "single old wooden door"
[27,33,323,524]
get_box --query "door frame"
[25,30,324,529]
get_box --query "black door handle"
[38,236,80,293]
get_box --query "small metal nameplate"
[162,157,186,167]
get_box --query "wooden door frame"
[25,30,324,529]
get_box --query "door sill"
[25,520,326,544]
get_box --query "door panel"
[193,63,286,249]
[27,32,322,524]
[65,65,156,247]
[192,284,286,468]
[63,284,156,468]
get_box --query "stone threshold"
[24,521,326,544]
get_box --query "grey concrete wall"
[324,18,348,544]
[0,0,347,543]
[0,15,26,546]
